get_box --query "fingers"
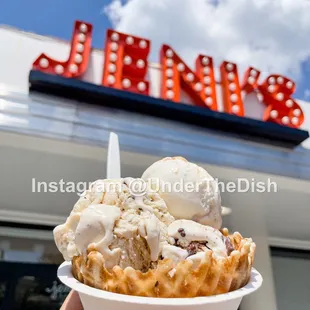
[60,290,83,310]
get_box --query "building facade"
[0,24,309,309]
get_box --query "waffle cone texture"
[72,230,255,298]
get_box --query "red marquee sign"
[32,20,304,129]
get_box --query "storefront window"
[271,248,310,310]
[13,276,70,310]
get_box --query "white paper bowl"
[58,261,262,310]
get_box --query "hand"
[61,290,83,310]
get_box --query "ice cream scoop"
[54,177,229,272]
[141,157,222,229]
[54,179,175,271]
[167,219,227,259]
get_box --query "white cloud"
[104,0,310,81]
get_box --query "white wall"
[228,192,278,310]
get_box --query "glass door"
[0,262,69,310]
[271,247,310,310]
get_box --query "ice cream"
[142,157,222,229]
[54,157,256,298]
[54,177,230,272]
[54,178,176,271]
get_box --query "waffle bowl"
[58,232,261,310]
[64,231,256,302]
[59,264,262,310]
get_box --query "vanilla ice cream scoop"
[54,179,175,271]
[160,219,230,268]
[141,157,222,229]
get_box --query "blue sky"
[0,0,112,49]
[0,0,309,101]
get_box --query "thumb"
[60,290,83,310]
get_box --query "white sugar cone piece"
[107,132,121,179]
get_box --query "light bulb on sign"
[122,79,131,89]
[270,110,278,119]
[202,57,209,65]
[110,42,118,52]
[55,65,64,74]
[166,49,173,58]
[204,87,212,96]
[166,90,174,99]
[226,63,234,71]
[166,79,174,88]
[204,76,211,85]
[69,64,78,74]
[276,93,284,101]
[203,67,211,75]
[291,117,299,125]
[39,58,49,68]
[78,33,86,43]
[126,36,134,45]
[123,56,132,65]
[166,69,174,78]
[139,40,147,49]
[229,83,236,91]
[76,43,84,53]
[205,97,213,106]
[186,73,194,82]
[231,105,240,114]
[109,53,117,62]
[136,59,145,69]
[282,116,289,125]
[277,76,284,84]
[177,63,185,72]
[79,23,88,33]
[230,94,238,103]
[107,75,115,85]
[74,54,83,64]
[250,69,257,77]
[195,83,202,91]
[227,72,235,81]
[286,81,293,89]
[108,64,116,73]
[137,82,146,92]
[111,32,119,41]
[248,77,255,85]
[166,59,174,67]
[286,100,293,108]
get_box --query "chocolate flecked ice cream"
[54,157,256,298]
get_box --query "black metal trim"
[0,221,54,231]
[29,70,309,148]
[270,246,310,260]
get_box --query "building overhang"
[29,70,309,149]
